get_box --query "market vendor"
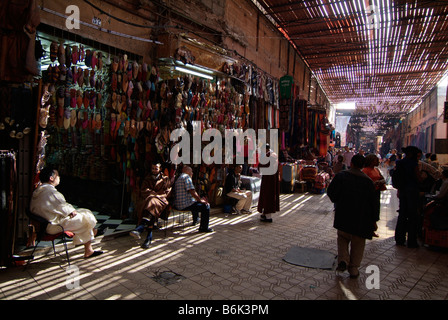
[30,167,103,259]
[130,162,172,249]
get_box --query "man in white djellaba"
[30,166,103,259]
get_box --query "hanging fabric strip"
[0,150,17,267]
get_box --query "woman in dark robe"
[257,144,280,222]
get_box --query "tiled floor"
[2,184,448,302]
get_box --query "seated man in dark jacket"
[225,165,252,214]
[327,154,376,278]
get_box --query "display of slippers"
[90,69,96,88]
[91,51,97,70]
[97,52,103,70]
[77,67,84,87]
[95,113,102,131]
[111,73,117,92]
[65,45,72,68]
[85,49,92,67]
[76,107,83,129]
[122,75,129,93]
[83,69,90,87]
[58,42,66,65]
[71,45,78,65]
[70,109,77,128]
[63,108,71,129]
[50,41,58,62]
[112,56,119,72]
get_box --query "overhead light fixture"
[175,61,214,75]
[174,66,214,80]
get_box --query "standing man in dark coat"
[258,144,280,222]
[327,154,377,278]
[394,146,422,248]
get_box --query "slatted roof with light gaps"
[253,0,448,121]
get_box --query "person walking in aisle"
[393,146,422,248]
[327,154,377,278]
[342,146,354,169]
[332,154,346,174]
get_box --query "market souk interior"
[0,0,448,269]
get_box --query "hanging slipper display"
[95,113,102,131]
[57,42,65,66]
[79,45,85,62]
[89,69,96,88]
[97,52,103,70]
[85,49,92,67]
[83,69,89,87]
[122,74,129,93]
[112,55,119,72]
[63,108,71,130]
[76,90,83,108]
[91,51,98,70]
[77,67,84,87]
[50,41,58,62]
[70,109,77,128]
[71,46,78,65]
[65,45,72,68]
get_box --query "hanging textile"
[280,98,290,148]
[318,112,328,156]
[276,109,280,128]
[314,111,319,150]
[290,99,300,148]
[0,150,17,267]
[258,99,265,130]
[308,110,316,149]
[249,95,256,131]
[279,75,294,99]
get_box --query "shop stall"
[31,25,283,222]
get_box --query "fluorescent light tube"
[174,66,214,80]
[174,60,214,74]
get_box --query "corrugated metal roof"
[255,0,448,125]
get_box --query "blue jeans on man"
[182,202,212,232]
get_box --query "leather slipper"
[85,250,103,259]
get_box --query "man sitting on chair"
[130,162,172,249]
[173,166,213,233]
[225,165,252,214]
[30,166,103,259]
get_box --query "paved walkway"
[2,185,448,303]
